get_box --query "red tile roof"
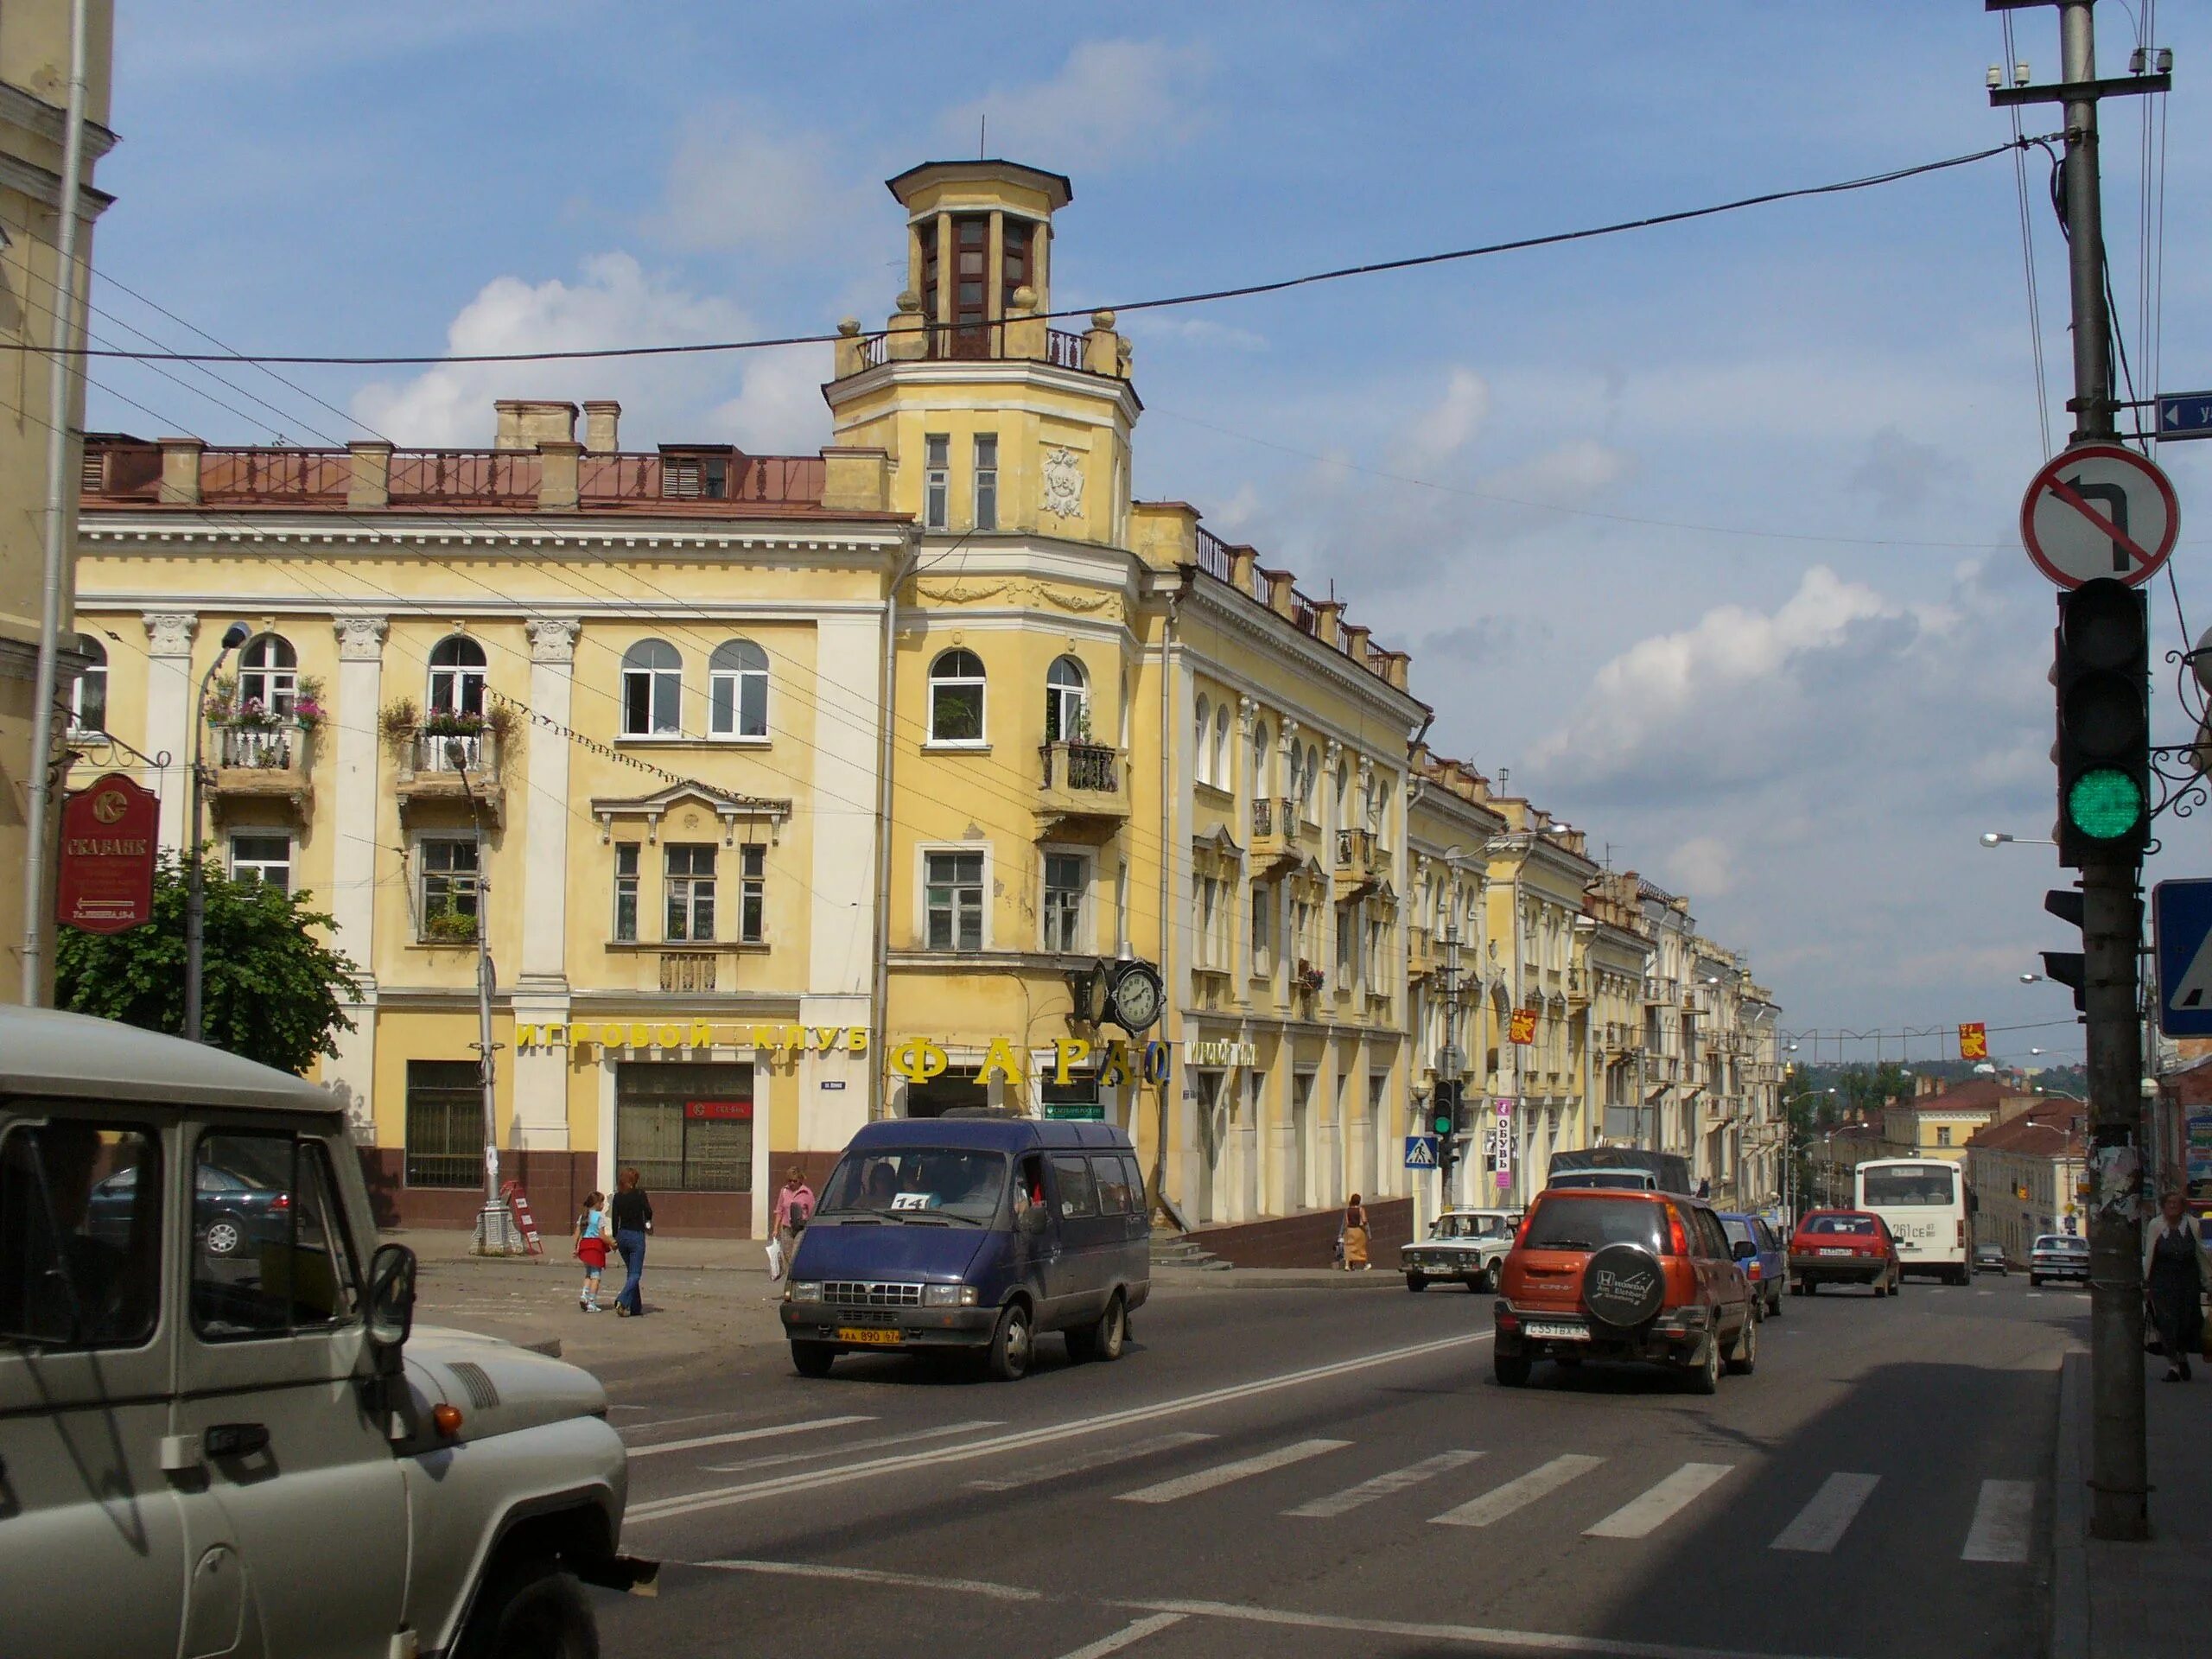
[1965,1110,2086,1157]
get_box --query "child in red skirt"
[575,1192,610,1311]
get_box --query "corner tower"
[824,160,1138,549]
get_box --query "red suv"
[1493,1187,1757,1393]
[1787,1210,1902,1297]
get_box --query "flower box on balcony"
[1034,740,1128,842]
[423,907,480,944]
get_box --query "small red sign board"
[1958,1022,1988,1062]
[499,1180,543,1255]
[684,1098,753,1121]
[55,772,158,933]
[1508,1008,1538,1046]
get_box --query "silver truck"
[0,1005,655,1658]
[1401,1207,1521,1292]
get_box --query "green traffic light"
[2066,767,2145,838]
[1432,1114,1452,1137]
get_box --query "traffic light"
[1431,1079,1459,1139]
[2042,887,2087,1013]
[2053,578,2150,864]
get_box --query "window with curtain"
[709,639,769,739]
[620,639,683,737]
[929,649,985,742]
[427,635,486,716]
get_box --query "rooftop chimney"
[582,400,621,454]
[494,399,580,452]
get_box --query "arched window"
[1251,721,1270,798]
[427,634,486,717]
[70,637,107,734]
[709,638,769,739]
[1302,744,1319,816]
[1192,694,1211,783]
[237,633,297,716]
[929,648,985,743]
[1334,760,1350,822]
[620,639,683,737]
[1212,704,1229,786]
[1045,654,1089,744]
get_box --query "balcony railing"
[1035,741,1129,840]
[388,449,542,505]
[1044,741,1119,793]
[1194,527,1234,583]
[214,721,302,770]
[658,950,719,994]
[208,719,313,823]
[397,726,505,824]
[202,448,351,503]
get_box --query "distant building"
[1964,1107,2088,1259]
[1813,1120,1888,1207]
[1881,1075,2046,1164]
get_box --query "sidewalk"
[2052,1349,2212,1657]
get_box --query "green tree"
[57,849,361,1076]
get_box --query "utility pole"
[1992,0,2171,1543]
[1436,920,1465,1212]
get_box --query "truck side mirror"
[1732,1239,1758,1262]
[367,1243,417,1351]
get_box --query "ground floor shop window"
[404,1059,482,1187]
[615,1061,752,1192]
[905,1073,988,1119]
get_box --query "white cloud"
[656,103,874,265]
[943,40,1212,171]
[1479,436,1634,505]
[351,253,829,451]
[1667,836,1737,898]
[1403,367,1490,469]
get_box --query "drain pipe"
[868,537,918,1120]
[1151,575,1186,1220]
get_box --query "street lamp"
[447,735,520,1257]
[185,620,251,1042]
[2021,972,2044,984]
[1980,830,2056,848]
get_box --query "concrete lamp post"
[185,620,252,1042]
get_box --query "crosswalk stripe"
[1961,1478,2036,1562]
[1429,1453,1605,1529]
[1770,1472,1880,1553]
[1283,1450,1487,1518]
[626,1414,875,1459]
[1116,1439,1350,1504]
[1585,1461,1735,1538]
[703,1420,1001,1473]
[965,1431,1217,1492]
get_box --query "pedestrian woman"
[611,1167,654,1318]
[771,1166,814,1282]
[2144,1190,2210,1382]
[573,1191,609,1313]
[1342,1192,1371,1271]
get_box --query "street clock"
[1107,960,1165,1033]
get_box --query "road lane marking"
[1053,1614,1187,1658]
[1123,1597,1849,1659]
[1961,1478,2036,1562]
[690,1558,1042,1602]
[626,1328,1489,1524]
[967,1431,1217,1491]
[1285,1449,1487,1517]
[1585,1462,1735,1538]
[1430,1454,1604,1529]
[1116,1438,1350,1504]
[1770,1473,1879,1553]
[702,1419,1001,1473]
[625,1414,875,1459]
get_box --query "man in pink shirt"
[771,1166,814,1281]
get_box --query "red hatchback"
[1788,1209,1902,1297]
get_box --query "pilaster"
[141,611,196,849]
[326,614,387,1143]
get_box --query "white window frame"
[924,434,950,531]
[1041,846,1092,955]
[238,633,298,717]
[738,843,766,944]
[427,634,487,717]
[1045,654,1089,745]
[1192,693,1211,785]
[664,843,717,943]
[229,832,292,893]
[918,843,989,954]
[620,639,683,739]
[973,433,998,531]
[926,648,988,747]
[415,833,481,939]
[708,638,770,741]
[69,641,107,734]
[612,842,640,942]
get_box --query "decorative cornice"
[1181,578,1427,724]
[79,519,909,560]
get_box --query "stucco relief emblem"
[526,617,582,664]
[333,615,389,662]
[1039,447,1084,521]
[918,578,1120,619]
[142,612,198,657]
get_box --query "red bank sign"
[56,772,158,933]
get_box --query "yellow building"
[1,0,113,999]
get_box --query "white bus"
[1854,1159,1969,1285]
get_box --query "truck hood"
[403,1324,609,1445]
[789,1218,988,1281]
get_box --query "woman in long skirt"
[2144,1191,2209,1382]
[1342,1193,1371,1270]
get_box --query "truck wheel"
[1494,1351,1531,1388]
[1406,1273,1428,1293]
[1066,1294,1126,1363]
[986,1303,1033,1382]
[457,1559,599,1659]
[791,1342,835,1377]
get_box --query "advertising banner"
[56,772,158,933]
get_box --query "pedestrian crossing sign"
[1404,1135,1440,1169]
[2153,880,2212,1036]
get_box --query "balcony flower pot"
[423,908,480,944]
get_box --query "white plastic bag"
[766,1236,785,1280]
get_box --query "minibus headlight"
[923,1283,978,1307]
[788,1281,823,1304]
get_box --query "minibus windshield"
[818,1148,1007,1223]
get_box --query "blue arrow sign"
[1403,1135,1440,1170]
[2152,880,2212,1036]
[2156,391,2212,442]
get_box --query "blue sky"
[87,3,2212,1065]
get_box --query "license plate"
[1818,1248,1852,1257]
[836,1326,903,1345]
[1523,1320,1589,1341]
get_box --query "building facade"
[1964,1107,2086,1260]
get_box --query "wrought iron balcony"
[208,719,313,823]
[1333,827,1381,903]
[1035,741,1128,842]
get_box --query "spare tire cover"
[1581,1243,1666,1328]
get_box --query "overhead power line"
[18,137,2045,368]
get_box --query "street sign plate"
[2153,880,2212,1037]
[1404,1135,1439,1170]
[2157,391,2212,442]
[2020,443,2180,589]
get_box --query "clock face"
[1111,964,1163,1031]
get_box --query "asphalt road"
[588,1269,2085,1659]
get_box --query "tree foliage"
[56,850,362,1076]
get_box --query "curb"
[2051,1350,2088,1659]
